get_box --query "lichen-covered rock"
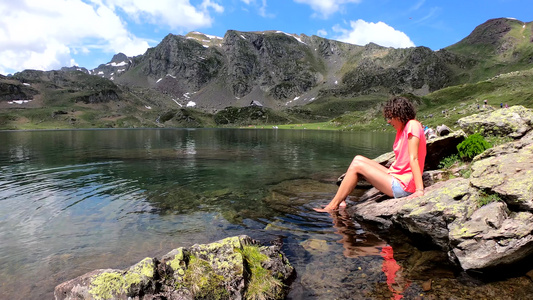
[457,105,533,138]
[350,179,478,247]
[394,178,479,249]
[54,235,294,300]
[351,176,533,271]
[55,269,120,300]
[54,258,158,300]
[470,143,533,210]
[449,202,533,270]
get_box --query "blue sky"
[1,0,532,75]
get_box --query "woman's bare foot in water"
[314,200,346,212]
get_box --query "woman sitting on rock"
[315,96,427,212]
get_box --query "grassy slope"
[300,67,533,133]
[0,94,160,130]
[445,19,533,83]
[2,68,532,131]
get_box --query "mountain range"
[1,17,532,129]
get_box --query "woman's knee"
[351,155,369,164]
[349,155,368,171]
[353,155,372,163]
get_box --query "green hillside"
[327,67,533,132]
[445,18,533,83]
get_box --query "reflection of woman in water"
[322,209,411,300]
[329,209,386,258]
[381,245,410,299]
[315,96,426,212]
[327,209,411,298]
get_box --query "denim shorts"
[391,177,412,198]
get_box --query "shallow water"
[0,129,531,299]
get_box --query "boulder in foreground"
[54,235,295,300]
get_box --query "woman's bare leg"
[316,155,394,211]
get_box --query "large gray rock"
[349,178,479,248]
[470,140,533,211]
[449,202,533,270]
[457,105,533,138]
[424,130,466,170]
[54,235,294,300]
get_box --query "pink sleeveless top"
[388,120,426,193]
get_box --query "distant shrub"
[438,154,460,169]
[214,106,290,125]
[459,167,472,179]
[457,133,492,161]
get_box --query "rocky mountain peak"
[110,53,129,64]
[443,17,533,82]
[459,18,518,46]
[446,18,533,56]
[89,52,133,81]
[2,18,533,127]
[41,21,533,111]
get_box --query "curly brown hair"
[383,96,416,125]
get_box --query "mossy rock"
[54,235,295,300]
[457,105,533,138]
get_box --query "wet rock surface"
[254,177,533,299]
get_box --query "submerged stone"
[300,238,330,254]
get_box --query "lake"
[0,129,530,299]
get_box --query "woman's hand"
[407,189,424,199]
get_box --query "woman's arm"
[407,135,424,197]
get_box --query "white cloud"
[410,0,426,11]
[0,0,223,74]
[240,0,274,18]
[333,19,415,48]
[414,6,441,24]
[294,0,361,18]
[105,0,222,29]
[317,29,328,36]
[201,0,224,13]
